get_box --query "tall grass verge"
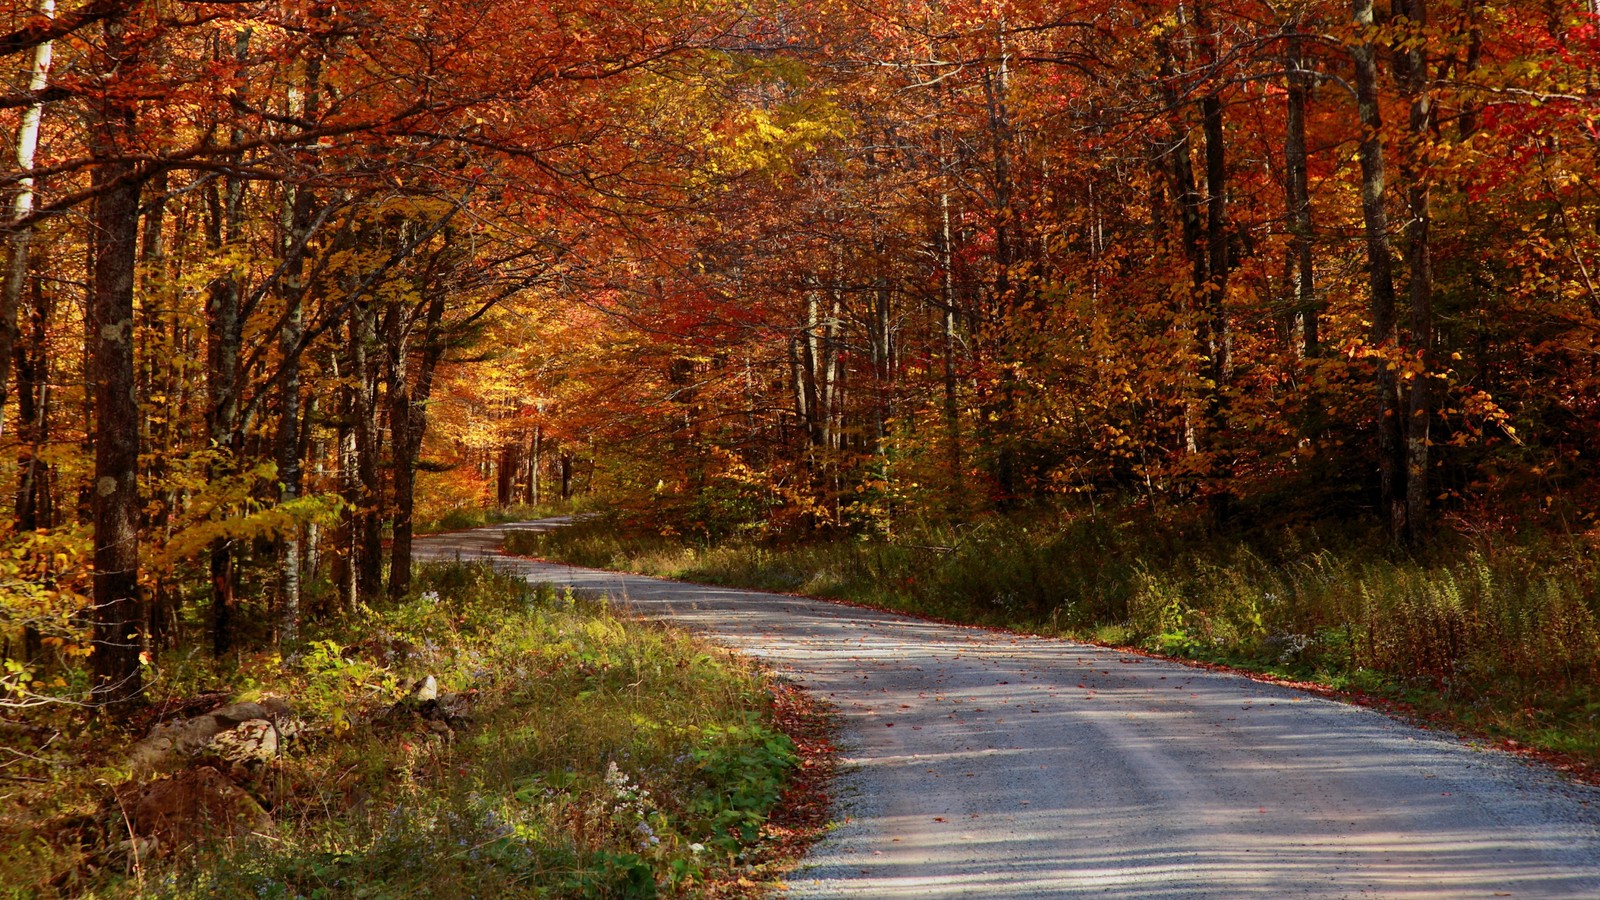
[2,562,801,898]
[510,513,1600,766]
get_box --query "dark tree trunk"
[529,425,541,506]
[387,288,446,603]
[1200,88,1234,519]
[1155,25,1210,466]
[204,26,255,655]
[1352,0,1406,539]
[14,263,52,531]
[204,172,245,657]
[1201,93,1231,392]
[87,50,146,705]
[498,439,518,506]
[1397,0,1435,544]
[352,301,384,603]
[1,249,48,641]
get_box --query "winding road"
[416,521,1600,898]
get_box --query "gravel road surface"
[416,521,1600,898]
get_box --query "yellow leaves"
[706,95,854,178]
[1145,12,1180,38]
[159,493,348,567]
[0,528,93,681]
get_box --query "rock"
[127,697,298,779]
[380,681,476,743]
[413,675,438,702]
[121,766,272,849]
[436,691,472,720]
[209,718,278,766]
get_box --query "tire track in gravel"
[416,521,1600,899]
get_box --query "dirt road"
[416,522,1600,898]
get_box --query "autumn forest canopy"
[2,0,1599,705]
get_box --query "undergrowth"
[414,500,585,535]
[1,562,800,898]
[508,511,1600,767]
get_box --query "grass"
[414,501,582,536]
[1,562,810,898]
[507,510,1600,773]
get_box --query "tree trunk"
[138,170,174,651]
[14,270,51,530]
[938,188,964,513]
[529,424,541,506]
[204,27,254,655]
[387,288,446,603]
[205,179,245,656]
[87,23,145,704]
[1200,87,1234,519]
[1352,0,1405,539]
[386,349,414,603]
[1201,93,1231,391]
[0,0,53,431]
[498,441,518,506]
[1284,29,1318,358]
[978,22,1025,506]
[1397,0,1435,543]
[333,350,358,612]
[276,191,306,646]
[352,300,384,603]
[1156,23,1211,472]
[276,44,319,644]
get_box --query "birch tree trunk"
[938,187,964,513]
[206,28,251,657]
[980,21,1022,504]
[1284,28,1318,358]
[352,300,384,603]
[0,0,55,431]
[276,50,320,646]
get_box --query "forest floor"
[1,555,821,898]
[424,520,1600,898]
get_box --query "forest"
[2,0,1600,870]
[3,0,1600,892]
